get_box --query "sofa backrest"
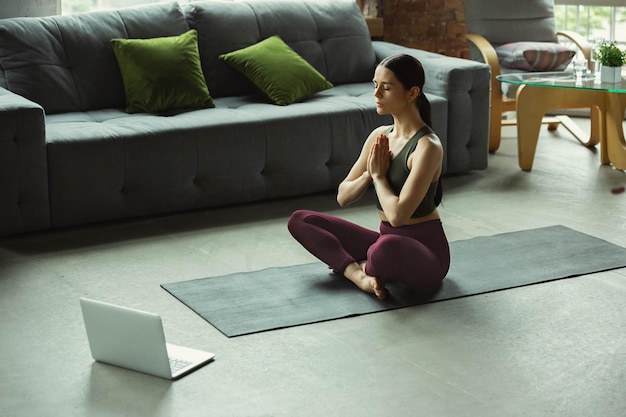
[0,2,189,114]
[186,0,377,98]
[0,0,376,113]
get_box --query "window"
[62,0,335,14]
[62,0,193,14]
[554,1,626,46]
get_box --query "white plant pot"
[601,66,623,83]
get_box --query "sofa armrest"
[0,87,50,235]
[372,41,491,174]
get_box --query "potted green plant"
[593,40,626,83]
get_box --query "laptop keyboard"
[169,357,193,373]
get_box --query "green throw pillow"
[110,29,214,113]
[219,35,333,106]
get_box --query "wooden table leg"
[516,85,548,171]
[604,92,626,170]
[515,85,605,171]
[555,112,601,148]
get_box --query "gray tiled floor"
[1,118,625,417]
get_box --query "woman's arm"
[370,134,443,226]
[337,127,387,207]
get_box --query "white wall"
[0,0,61,18]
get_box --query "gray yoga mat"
[162,225,626,337]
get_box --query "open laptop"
[80,297,215,380]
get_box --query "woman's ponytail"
[416,91,432,128]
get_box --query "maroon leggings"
[287,210,450,293]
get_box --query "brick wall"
[382,0,469,58]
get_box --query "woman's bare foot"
[344,262,386,300]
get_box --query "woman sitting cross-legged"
[288,54,450,300]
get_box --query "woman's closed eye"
[373,82,391,91]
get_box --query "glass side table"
[497,71,626,171]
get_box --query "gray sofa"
[0,0,490,236]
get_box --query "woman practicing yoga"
[288,54,450,300]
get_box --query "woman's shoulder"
[416,125,441,145]
[413,131,443,162]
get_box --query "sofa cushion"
[42,83,452,227]
[0,2,190,114]
[186,0,376,98]
[219,35,333,106]
[495,41,575,72]
[111,29,214,113]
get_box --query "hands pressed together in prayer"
[367,133,392,181]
